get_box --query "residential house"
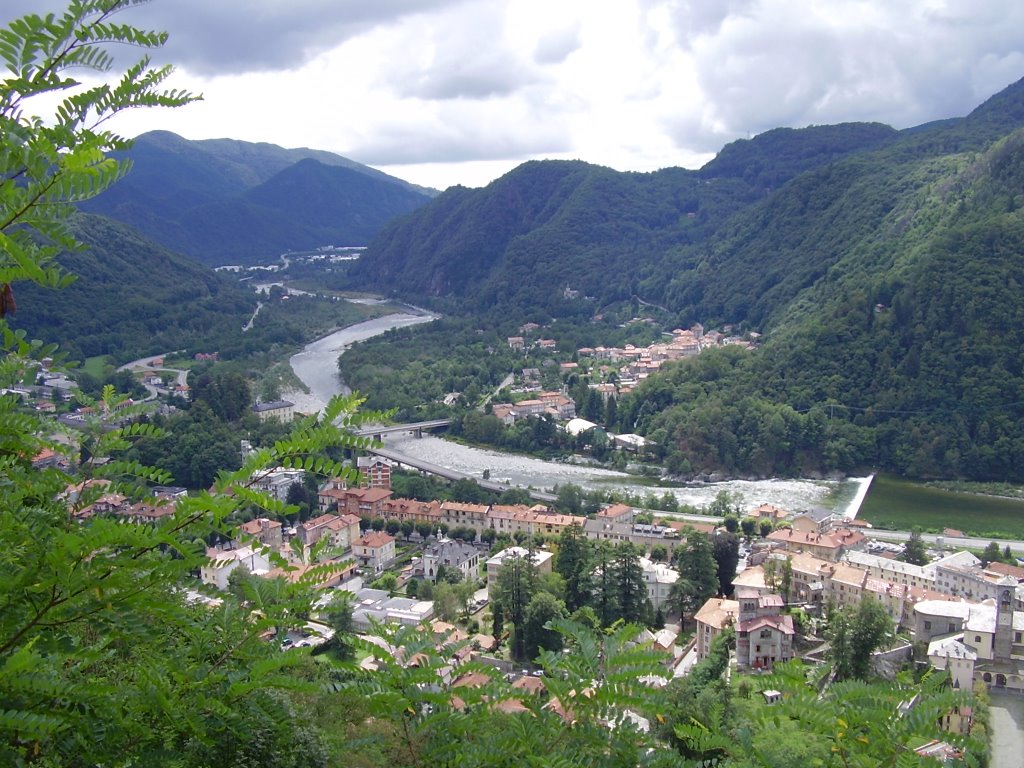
[420,535,481,582]
[694,597,738,661]
[347,587,435,632]
[235,517,283,549]
[297,513,361,551]
[201,546,271,590]
[251,467,305,502]
[734,587,794,671]
[357,456,393,489]
[766,526,866,562]
[353,532,396,574]
[639,557,679,611]
[252,399,295,422]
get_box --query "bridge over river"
[354,419,451,440]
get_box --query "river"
[383,433,869,514]
[288,310,438,411]
[289,310,869,515]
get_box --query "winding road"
[117,353,189,401]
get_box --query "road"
[989,691,1024,768]
[118,353,189,401]
[868,528,1024,555]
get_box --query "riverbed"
[384,433,870,515]
[288,310,438,411]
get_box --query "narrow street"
[989,691,1024,768]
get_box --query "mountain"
[352,76,1024,482]
[351,122,900,315]
[80,131,435,266]
[11,213,260,361]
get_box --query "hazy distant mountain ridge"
[80,131,435,265]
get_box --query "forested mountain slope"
[354,77,1024,481]
[80,131,434,266]
[11,213,259,361]
[353,122,897,316]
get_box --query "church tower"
[994,575,1016,661]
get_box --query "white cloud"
[4,0,1023,190]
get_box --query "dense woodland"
[346,78,1024,483]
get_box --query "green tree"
[522,591,568,659]
[900,527,929,565]
[613,543,648,625]
[711,532,740,597]
[828,597,893,681]
[322,590,356,660]
[491,550,538,660]
[554,523,592,612]
[670,532,719,622]
[982,540,1003,565]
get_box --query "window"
[760,629,772,639]
[1015,632,1022,643]
[975,635,982,643]
[924,620,932,630]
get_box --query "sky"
[5,0,1024,190]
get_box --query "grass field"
[858,473,1024,539]
[81,355,110,378]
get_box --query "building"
[694,597,738,661]
[421,535,482,582]
[250,467,305,502]
[201,546,271,590]
[347,587,434,632]
[766,526,866,562]
[486,547,553,586]
[235,517,283,549]
[357,456,393,489]
[353,532,396,574]
[297,513,361,551]
[734,587,794,671]
[252,399,295,422]
[639,557,679,611]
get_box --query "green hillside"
[10,213,260,361]
[351,77,1024,482]
[80,131,434,266]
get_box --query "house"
[353,532,396,574]
[236,517,283,548]
[752,503,788,521]
[347,587,434,632]
[597,503,634,524]
[297,513,361,551]
[252,399,295,422]
[694,597,738,661]
[507,336,525,351]
[766,526,866,562]
[250,467,305,502]
[486,547,553,586]
[639,556,679,611]
[201,546,271,590]
[420,535,481,582]
[733,587,794,671]
[340,486,394,519]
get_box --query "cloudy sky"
[6,1,1024,189]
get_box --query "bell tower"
[994,575,1016,661]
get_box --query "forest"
[344,78,1024,483]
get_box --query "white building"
[201,546,271,590]
[639,556,679,611]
